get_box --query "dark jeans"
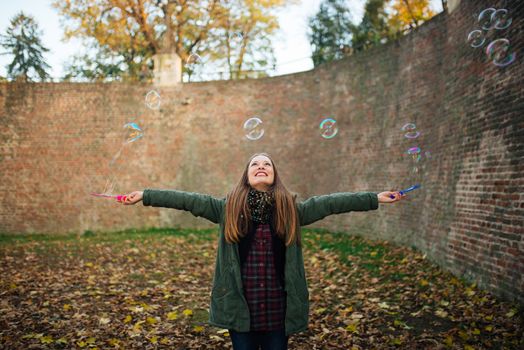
[229,328,289,350]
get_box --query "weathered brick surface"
[0,0,522,302]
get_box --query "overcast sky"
[0,0,443,79]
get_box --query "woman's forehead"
[250,155,272,164]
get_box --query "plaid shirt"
[241,223,287,331]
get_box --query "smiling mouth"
[255,172,268,177]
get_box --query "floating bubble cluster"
[401,123,431,175]
[467,7,515,67]
[100,121,144,195]
[319,118,338,139]
[244,117,264,141]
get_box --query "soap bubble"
[401,123,420,139]
[407,147,421,154]
[491,9,512,30]
[467,30,485,48]
[478,8,496,30]
[145,90,161,110]
[123,122,144,144]
[244,117,264,140]
[186,53,202,66]
[319,118,338,139]
[230,32,244,47]
[486,38,516,67]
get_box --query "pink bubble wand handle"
[91,193,127,202]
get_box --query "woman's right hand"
[123,191,143,205]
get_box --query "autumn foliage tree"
[387,0,436,33]
[53,0,290,81]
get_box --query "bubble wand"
[90,193,127,202]
[390,184,421,199]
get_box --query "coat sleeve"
[142,189,224,224]
[297,192,378,226]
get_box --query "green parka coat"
[143,189,378,336]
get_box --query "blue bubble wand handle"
[390,184,421,199]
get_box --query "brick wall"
[0,0,522,302]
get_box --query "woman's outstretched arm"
[298,190,404,226]
[122,189,224,224]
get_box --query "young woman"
[122,153,404,350]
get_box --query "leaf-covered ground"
[0,228,522,349]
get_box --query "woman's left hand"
[377,191,405,203]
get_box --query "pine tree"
[0,12,51,82]
[308,0,355,67]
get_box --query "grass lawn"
[0,228,521,349]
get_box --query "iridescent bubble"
[491,9,512,30]
[407,147,422,162]
[486,38,516,67]
[230,32,243,47]
[407,147,421,155]
[145,90,161,110]
[244,117,264,140]
[467,30,485,48]
[401,123,420,139]
[123,122,144,143]
[478,8,496,30]
[319,118,338,139]
[186,53,202,66]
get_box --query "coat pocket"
[211,267,233,299]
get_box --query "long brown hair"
[224,153,300,246]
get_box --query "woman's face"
[247,155,275,192]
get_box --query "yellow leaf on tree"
[183,309,193,317]
[167,311,178,320]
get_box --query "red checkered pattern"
[241,224,287,331]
